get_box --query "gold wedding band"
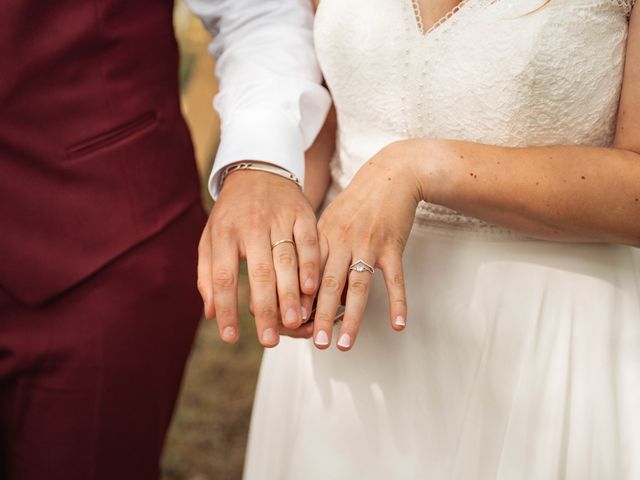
[349,259,375,274]
[271,239,295,250]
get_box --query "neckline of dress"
[410,0,473,36]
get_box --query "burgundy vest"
[0,0,201,305]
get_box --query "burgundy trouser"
[0,203,206,480]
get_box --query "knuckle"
[337,222,352,240]
[320,220,350,244]
[211,215,235,235]
[321,275,341,292]
[390,273,405,288]
[280,292,299,306]
[385,234,406,252]
[275,250,296,267]
[298,234,318,248]
[314,312,334,324]
[300,260,317,273]
[349,279,369,296]
[216,306,235,320]
[275,210,296,227]
[213,269,236,289]
[246,206,268,228]
[365,228,378,245]
[250,262,274,282]
[256,306,277,320]
[294,201,313,216]
[216,223,234,238]
[393,298,407,309]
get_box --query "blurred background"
[161,3,263,479]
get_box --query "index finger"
[210,230,240,344]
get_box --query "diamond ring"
[348,259,375,274]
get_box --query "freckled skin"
[405,134,640,245]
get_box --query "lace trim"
[618,0,636,15]
[410,0,634,37]
[410,0,471,36]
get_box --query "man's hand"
[198,170,320,347]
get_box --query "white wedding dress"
[244,1,640,479]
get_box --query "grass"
[161,269,262,480]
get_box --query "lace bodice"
[314,0,634,235]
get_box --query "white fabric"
[186,0,332,198]
[318,0,634,235]
[245,1,640,479]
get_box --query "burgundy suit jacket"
[0,0,202,305]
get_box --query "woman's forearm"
[398,138,640,245]
[303,107,337,211]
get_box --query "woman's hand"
[313,140,423,351]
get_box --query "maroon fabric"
[0,0,201,305]
[0,203,206,480]
[0,0,208,475]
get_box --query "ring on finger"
[271,239,295,250]
[348,258,375,274]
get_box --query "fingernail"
[222,326,236,341]
[301,305,308,320]
[394,315,406,327]
[337,333,351,348]
[262,328,278,345]
[304,277,314,290]
[315,330,329,346]
[285,308,298,326]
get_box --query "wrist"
[219,161,302,193]
[381,138,449,204]
[219,166,302,199]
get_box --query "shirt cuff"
[208,109,306,199]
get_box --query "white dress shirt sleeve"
[185,0,332,199]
